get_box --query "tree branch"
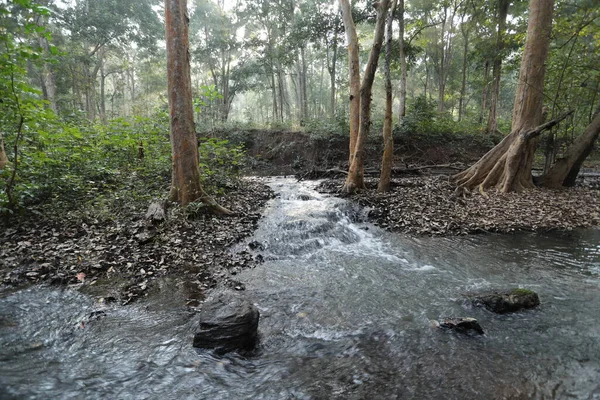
[522,110,574,140]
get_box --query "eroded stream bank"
[1,178,600,399]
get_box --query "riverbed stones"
[439,317,485,335]
[471,289,540,314]
[193,291,259,354]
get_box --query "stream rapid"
[1,177,599,399]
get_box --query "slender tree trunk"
[0,132,8,171]
[301,47,308,122]
[39,37,58,113]
[328,32,338,119]
[454,0,554,193]
[165,0,230,213]
[339,0,360,168]
[540,102,600,188]
[100,63,107,123]
[398,0,407,118]
[378,0,397,192]
[458,13,470,122]
[486,0,510,134]
[480,60,490,124]
[341,0,390,194]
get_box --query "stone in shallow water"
[471,289,540,314]
[193,291,259,354]
[438,317,485,335]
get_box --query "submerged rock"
[438,317,485,335]
[193,291,259,354]
[471,289,540,314]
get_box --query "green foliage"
[198,138,245,193]
[394,95,502,149]
[304,117,348,140]
[0,0,56,214]
[1,110,172,212]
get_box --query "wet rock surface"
[471,289,541,314]
[316,176,600,236]
[438,317,485,335]
[193,290,259,354]
[0,179,274,304]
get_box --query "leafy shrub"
[305,117,348,140]
[198,138,245,192]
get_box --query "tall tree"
[486,0,511,134]
[378,0,398,193]
[165,0,231,213]
[340,0,390,194]
[339,0,360,168]
[454,0,554,193]
[397,0,407,118]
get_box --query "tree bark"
[378,0,397,193]
[454,0,554,193]
[540,103,600,188]
[165,0,231,213]
[397,0,407,119]
[486,0,510,134]
[341,0,390,194]
[339,0,360,168]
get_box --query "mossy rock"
[470,288,540,314]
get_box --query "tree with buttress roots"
[165,0,231,213]
[454,0,558,193]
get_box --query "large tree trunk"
[486,0,510,134]
[397,0,407,118]
[454,0,554,193]
[540,103,600,188]
[339,0,361,168]
[378,0,397,193]
[165,0,230,213]
[341,0,390,194]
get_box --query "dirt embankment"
[213,128,494,176]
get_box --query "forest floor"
[316,174,600,236]
[0,178,274,305]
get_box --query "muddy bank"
[0,179,274,304]
[214,128,496,176]
[317,176,600,236]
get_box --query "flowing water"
[1,178,599,399]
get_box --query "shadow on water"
[1,177,599,399]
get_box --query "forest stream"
[1,177,599,399]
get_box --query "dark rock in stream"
[438,317,485,335]
[471,288,540,314]
[193,291,259,354]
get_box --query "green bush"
[198,138,245,192]
[305,118,348,140]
